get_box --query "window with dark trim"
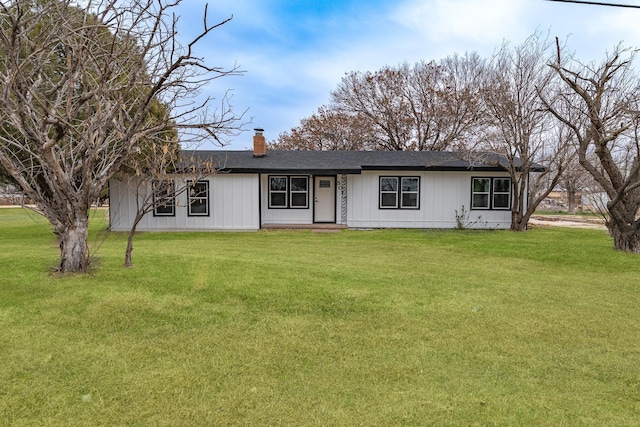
[153,180,175,216]
[471,177,511,210]
[269,176,288,208]
[380,177,398,208]
[290,177,309,208]
[187,180,209,216]
[268,176,309,209]
[379,176,420,209]
[492,178,511,209]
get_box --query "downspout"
[107,180,112,231]
[525,172,530,230]
[258,173,262,229]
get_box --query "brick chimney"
[253,128,266,157]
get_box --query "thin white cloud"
[392,0,528,48]
[586,8,640,58]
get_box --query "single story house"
[108,129,542,231]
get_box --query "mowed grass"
[1,208,640,426]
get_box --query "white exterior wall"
[346,170,517,229]
[109,170,524,231]
[260,174,313,225]
[109,174,259,231]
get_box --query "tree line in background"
[274,33,640,251]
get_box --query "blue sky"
[174,0,640,150]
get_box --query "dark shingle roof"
[182,150,544,174]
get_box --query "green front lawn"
[1,208,639,425]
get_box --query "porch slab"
[261,223,347,231]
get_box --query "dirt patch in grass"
[530,214,607,230]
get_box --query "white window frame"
[289,176,309,209]
[269,176,288,209]
[379,177,399,208]
[380,176,420,209]
[492,178,512,210]
[152,180,175,217]
[187,180,209,216]
[400,177,420,209]
[471,178,491,210]
[471,177,512,210]
[268,176,309,209]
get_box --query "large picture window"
[471,177,511,210]
[153,180,175,216]
[187,180,209,216]
[269,176,309,209]
[379,176,420,209]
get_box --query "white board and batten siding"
[109,170,520,231]
[346,171,516,229]
[109,174,259,232]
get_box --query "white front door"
[314,176,336,223]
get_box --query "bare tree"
[481,34,573,231]
[560,152,591,214]
[330,55,486,151]
[0,0,243,272]
[273,106,376,150]
[545,42,640,252]
[331,66,412,150]
[119,146,218,268]
[409,53,487,150]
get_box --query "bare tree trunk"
[566,184,577,214]
[510,210,530,231]
[57,214,90,273]
[124,213,145,268]
[608,220,640,253]
[124,231,134,268]
[510,190,527,231]
[510,171,557,231]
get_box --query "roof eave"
[219,167,362,175]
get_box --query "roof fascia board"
[218,168,363,175]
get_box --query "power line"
[545,0,640,8]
